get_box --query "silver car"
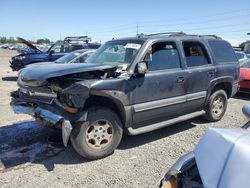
[158,105,250,188]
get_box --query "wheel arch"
[84,95,128,128]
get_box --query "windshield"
[86,40,144,67]
[235,52,245,60]
[240,58,250,68]
[55,51,84,64]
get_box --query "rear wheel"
[203,90,228,121]
[70,106,123,159]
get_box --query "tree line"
[0,37,52,44]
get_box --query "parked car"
[10,36,100,71]
[239,58,250,94]
[157,105,250,188]
[10,33,239,159]
[235,51,248,63]
[17,47,36,54]
[26,49,95,68]
[54,49,95,64]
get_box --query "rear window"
[208,40,237,63]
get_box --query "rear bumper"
[11,99,72,146]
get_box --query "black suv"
[10,36,100,71]
[11,33,239,159]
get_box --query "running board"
[127,111,205,135]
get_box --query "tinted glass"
[239,58,250,68]
[55,51,83,63]
[50,44,70,53]
[208,40,237,63]
[86,40,144,68]
[235,52,245,60]
[71,45,83,51]
[146,42,181,71]
[183,42,210,67]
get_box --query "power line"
[137,8,250,25]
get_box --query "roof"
[116,32,223,42]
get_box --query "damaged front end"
[11,63,120,146]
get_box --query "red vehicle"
[239,59,250,94]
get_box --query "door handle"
[208,71,214,78]
[177,76,185,83]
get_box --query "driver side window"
[143,41,181,71]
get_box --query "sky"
[0,0,250,45]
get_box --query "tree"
[239,41,250,50]
[36,38,51,44]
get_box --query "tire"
[70,106,123,159]
[203,89,228,121]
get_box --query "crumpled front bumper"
[9,59,25,71]
[11,101,72,147]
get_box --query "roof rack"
[64,36,91,43]
[198,35,222,39]
[146,32,186,37]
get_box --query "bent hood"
[17,37,42,53]
[18,62,116,86]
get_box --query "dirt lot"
[0,48,249,188]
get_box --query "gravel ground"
[0,48,249,188]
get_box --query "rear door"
[181,40,215,112]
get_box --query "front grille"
[19,87,56,104]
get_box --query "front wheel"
[203,90,228,121]
[70,106,123,159]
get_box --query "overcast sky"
[0,0,250,45]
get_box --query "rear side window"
[182,42,210,67]
[208,40,237,63]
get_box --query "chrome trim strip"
[186,91,207,102]
[134,95,186,113]
[133,91,207,113]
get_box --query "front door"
[130,41,187,126]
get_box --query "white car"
[235,51,248,62]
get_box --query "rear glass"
[208,40,237,63]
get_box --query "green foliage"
[239,40,250,49]
[36,38,51,44]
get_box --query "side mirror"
[49,50,55,55]
[135,61,147,75]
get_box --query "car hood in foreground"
[17,37,42,53]
[18,62,116,86]
[194,128,250,188]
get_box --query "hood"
[18,63,116,86]
[17,37,42,53]
[194,128,250,188]
[240,68,250,80]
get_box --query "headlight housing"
[16,56,26,60]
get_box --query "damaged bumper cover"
[11,100,73,147]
